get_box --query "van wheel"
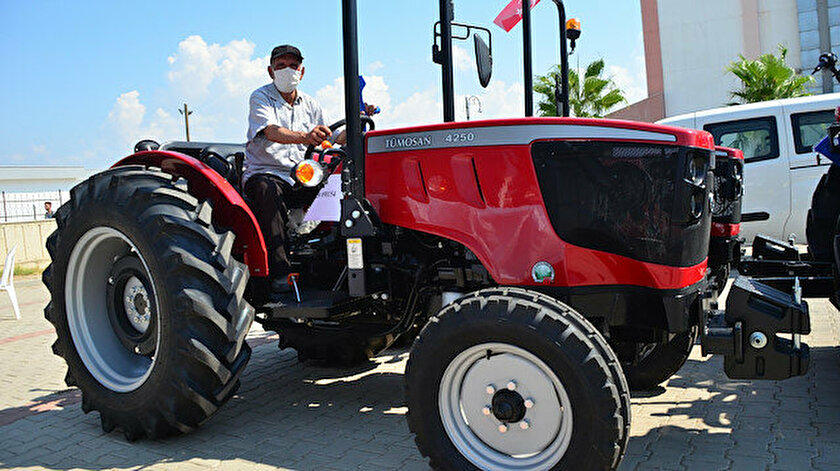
[406,287,630,470]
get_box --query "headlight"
[686,153,708,186]
[293,159,325,187]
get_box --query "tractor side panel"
[113,151,269,277]
[365,144,707,290]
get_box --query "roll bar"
[339,0,574,199]
[341,0,365,201]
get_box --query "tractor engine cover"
[365,118,715,291]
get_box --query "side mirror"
[474,34,493,88]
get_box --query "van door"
[783,107,836,243]
[702,113,788,243]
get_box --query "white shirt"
[244,83,328,185]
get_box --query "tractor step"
[701,276,810,380]
[261,290,370,320]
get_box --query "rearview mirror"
[474,34,493,88]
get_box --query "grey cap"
[270,44,303,63]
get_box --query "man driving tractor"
[244,44,377,291]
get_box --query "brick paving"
[0,276,838,470]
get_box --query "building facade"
[610,0,839,122]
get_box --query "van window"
[704,117,779,163]
[791,110,835,154]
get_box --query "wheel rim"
[439,342,573,471]
[65,227,160,392]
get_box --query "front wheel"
[44,166,254,440]
[619,327,698,391]
[405,287,630,470]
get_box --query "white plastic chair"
[1,246,20,320]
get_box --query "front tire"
[44,166,254,440]
[620,327,698,391]
[406,287,630,470]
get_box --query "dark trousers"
[243,174,319,278]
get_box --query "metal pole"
[465,96,470,121]
[522,0,533,117]
[179,103,193,141]
[553,0,570,117]
[2,191,6,222]
[440,0,456,122]
[342,0,364,199]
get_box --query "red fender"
[113,151,269,277]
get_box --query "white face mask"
[273,67,302,93]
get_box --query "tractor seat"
[159,141,245,190]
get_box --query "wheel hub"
[65,227,160,392]
[439,343,573,470]
[491,389,526,423]
[124,276,151,333]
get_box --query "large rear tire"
[406,287,630,470]
[44,166,254,440]
[807,165,840,261]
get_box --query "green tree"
[535,59,626,118]
[727,45,813,104]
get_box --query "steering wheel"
[303,116,376,163]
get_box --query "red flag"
[494,0,541,32]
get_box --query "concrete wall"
[0,220,56,271]
[798,0,839,93]
[657,0,745,116]
[656,0,803,117]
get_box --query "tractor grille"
[711,156,743,225]
[531,141,712,267]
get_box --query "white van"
[660,93,840,245]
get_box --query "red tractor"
[43,1,810,469]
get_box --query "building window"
[704,117,779,163]
[791,110,835,154]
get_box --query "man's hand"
[306,125,332,147]
[364,104,380,116]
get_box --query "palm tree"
[535,59,626,118]
[727,45,813,104]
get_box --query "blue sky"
[0,0,644,169]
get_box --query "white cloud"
[313,73,525,130]
[455,81,524,121]
[608,64,647,107]
[102,36,271,161]
[101,34,531,167]
[453,45,475,72]
[105,90,181,150]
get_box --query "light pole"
[465,96,483,121]
[178,103,193,142]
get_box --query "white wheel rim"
[65,227,160,392]
[439,342,574,471]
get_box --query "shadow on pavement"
[2,341,838,470]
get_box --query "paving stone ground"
[0,276,838,470]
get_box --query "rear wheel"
[406,287,630,470]
[44,166,254,440]
[806,165,840,310]
[807,166,840,261]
